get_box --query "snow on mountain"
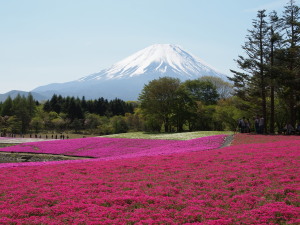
[32,44,227,100]
[78,44,225,82]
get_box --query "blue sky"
[0,0,299,93]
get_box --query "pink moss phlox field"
[0,136,299,224]
[0,135,226,159]
[231,133,300,146]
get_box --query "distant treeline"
[43,94,135,119]
[0,93,137,135]
[0,76,235,136]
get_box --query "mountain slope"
[79,44,225,81]
[32,44,227,100]
[0,90,47,102]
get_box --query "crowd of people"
[281,123,300,135]
[237,116,300,135]
[237,115,265,134]
[0,133,70,139]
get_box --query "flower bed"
[0,135,226,159]
[231,133,300,146]
[0,136,299,224]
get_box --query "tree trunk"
[260,14,267,134]
[164,117,169,132]
[270,85,275,133]
[270,35,275,134]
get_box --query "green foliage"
[0,94,37,134]
[230,1,300,132]
[1,77,234,136]
[125,111,144,131]
[43,95,134,118]
[30,117,44,134]
[139,77,225,133]
[97,117,113,135]
[70,119,83,133]
[111,116,129,134]
[84,113,102,130]
[7,116,22,134]
[139,77,181,132]
[199,76,233,99]
[1,96,13,116]
[143,115,162,132]
[53,118,68,133]
[214,98,248,131]
[182,79,219,105]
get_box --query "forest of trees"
[0,1,299,136]
[230,0,300,134]
[139,76,232,132]
[0,76,233,136]
[0,94,136,136]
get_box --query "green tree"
[198,76,233,100]
[27,93,36,119]
[97,116,112,135]
[267,10,282,133]
[53,117,67,133]
[230,10,269,133]
[8,116,22,134]
[280,0,300,126]
[0,116,10,136]
[182,79,219,105]
[1,96,13,116]
[49,94,62,114]
[12,94,31,133]
[66,97,83,121]
[70,118,82,133]
[30,117,44,134]
[84,113,101,132]
[214,97,250,131]
[171,85,195,132]
[139,77,181,132]
[125,111,144,132]
[111,116,128,133]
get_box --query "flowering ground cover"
[0,135,299,224]
[0,135,226,160]
[231,133,300,146]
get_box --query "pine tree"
[1,96,13,116]
[27,93,36,119]
[230,10,269,133]
[267,10,282,133]
[280,0,300,126]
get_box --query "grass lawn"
[101,131,234,140]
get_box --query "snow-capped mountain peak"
[32,44,227,100]
[78,44,225,82]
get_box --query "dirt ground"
[0,138,92,163]
[0,151,92,163]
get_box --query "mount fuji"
[32,44,227,100]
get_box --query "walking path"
[0,138,53,144]
[219,135,234,148]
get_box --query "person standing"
[254,116,260,134]
[238,117,246,133]
[245,118,251,133]
[259,115,264,134]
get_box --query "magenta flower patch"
[0,135,299,224]
[0,135,226,159]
